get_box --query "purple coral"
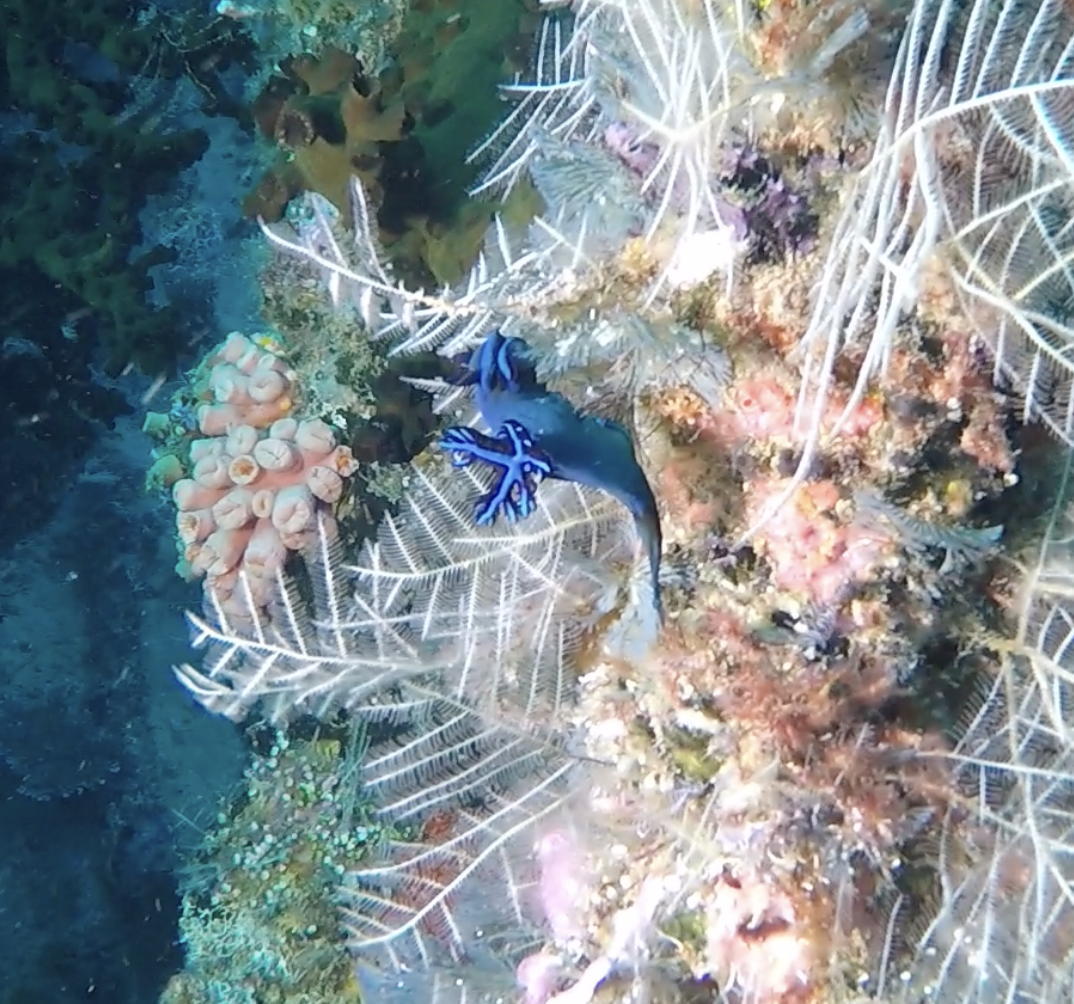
[603,124,817,257]
[722,146,819,259]
[602,121,748,240]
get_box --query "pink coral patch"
[746,478,890,605]
[705,870,816,1003]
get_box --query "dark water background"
[0,5,259,996]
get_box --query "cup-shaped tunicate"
[307,465,344,503]
[295,418,336,456]
[249,368,287,404]
[235,344,261,374]
[270,417,298,441]
[225,424,260,458]
[251,488,276,519]
[212,488,256,530]
[272,483,316,534]
[210,363,250,404]
[189,437,225,463]
[242,518,288,577]
[197,403,243,436]
[254,437,301,472]
[218,331,251,364]
[176,508,214,545]
[193,453,232,490]
[202,526,253,577]
[173,479,221,512]
[227,454,262,486]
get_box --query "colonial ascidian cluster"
[170,332,358,620]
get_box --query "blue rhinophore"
[439,419,552,525]
[450,330,529,394]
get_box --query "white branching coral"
[260,176,732,421]
[177,466,641,1000]
[882,463,1074,1004]
[471,0,757,298]
[177,464,635,722]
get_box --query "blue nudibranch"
[439,330,663,621]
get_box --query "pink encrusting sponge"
[172,332,358,619]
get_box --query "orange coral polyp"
[227,454,261,486]
[177,508,214,545]
[329,445,358,477]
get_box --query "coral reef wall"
[164,0,1074,1002]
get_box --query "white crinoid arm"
[757,0,1074,543]
[882,459,1074,1002]
[801,0,1074,440]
